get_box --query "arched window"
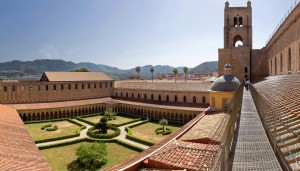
[234,17,238,26]
[238,17,243,26]
[121,92,123,97]
[245,67,248,73]
[75,84,77,89]
[12,86,16,91]
[126,93,128,98]
[159,95,161,101]
[288,47,292,71]
[132,93,134,98]
[54,85,56,90]
[61,84,64,90]
[202,96,206,104]
[151,94,154,100]
[193,96,196,103]
[46,85,49,90]
[174,95,178,102]
[280,53,283,72]
[82,84,84,89]
[183,96,187,103]
[3,86,7,92]
[233,35,243,47]
[166,95,169,102]
[144,94,147,99]
[138,94,140,99]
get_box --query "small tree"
[70,68,90,72]
[95,116,108,133]
[172,68,178,83]
[159,119,168,132]
[183,67,188,83]
[104,107,116,120]
[150,67,154,82]
[135,66,141,82]
[76,142,107,169]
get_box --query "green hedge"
[110,118,142,127]
[35,119,86,144]
[155,127,172,135]
[76,117,97,126]
[79,113,103,118]
[87,125,120,139]
[25,118,65,124]
[46,125,58,131]
[38,138,144,152]
[41,124,52,130]
[125,120,155,146]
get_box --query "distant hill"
[0,59,217,80]
[190,61,218,73]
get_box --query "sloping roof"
[115,81,212,92]
[40,72,113,82]
[0,105,50,170]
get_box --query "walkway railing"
[212,83,244,171]
[250,84,294,171]
[266,0,299,45]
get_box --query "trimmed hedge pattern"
[41,124,52,130]
[45,125,58,131]
[110,117,142,127]
[87,125,120,139]
[34,119,86,144]
[155,127,172,135]
[38,138,144,152]
[125,120,155,146]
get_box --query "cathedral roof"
[40,72,113,82]
[211,75,240,92]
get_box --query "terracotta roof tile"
[0,105,51,171]
[42,71,113,81]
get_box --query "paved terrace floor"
[230,90,282,171]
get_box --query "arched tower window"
[245,67,248,73]
[238,17,243,26]
[288,47,292,71]
[233,35,243,47]
[234,17,238,26]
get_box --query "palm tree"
[150,67,154,82]
[159,119,168,132]
[183,67,188,83]
[173,68,178,83]
[135,66,141,82]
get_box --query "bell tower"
[218,1,252,81]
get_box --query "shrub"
[87,125,120,139]
[41,124,52,130]
[45,125,58,131]
[76,142,107,169]
[155,127,172,135]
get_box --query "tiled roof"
[0,105,50,170]
[147,140,219,171]
[41,72,114,82]
[180,113,229,143]
[115,81,211,92]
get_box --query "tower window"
[4,86,7,92]
[245,67,248,73]
[233,35,243,47]
[238,17,243,26]
[234,17,238,26]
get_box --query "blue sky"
[0,0,296,69]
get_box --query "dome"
[211,75,240,92]
[224,63,232,68]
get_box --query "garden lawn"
[83,115,139,125]
[40,142,139,171]
[131,122,181,143]
[25,120,80,142]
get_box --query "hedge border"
[87,125,120,139]
[24,118,65,124]
[77,114,142,127]
[125,120,155,146]
[155,127,172,135]
[38,138,144,152]
[33,119,86,144]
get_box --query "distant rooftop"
[40,72,114,82]
[115,81,212,92]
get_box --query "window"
[144,94,147,99]
[126,93,128,98]
[53,85,56,90]
[159,95,161,101]
[88,84,90,89]
[151,94,154,100]
[245,67,248,73]
[132,93,134,98]
[61,84,64,90]
[4,86,7,92]
[183,96,186,103]
[82,84,84,89]
[138,94,140,99]
[68,84,71,90]
[75,84,78,89]
[233,35,243,47]
[238,17,243,26]
[46,85,49,91]
[193,96,196,103]
[94,83,96,88]
[12,86,16,91]
[234,17,237,26]
[175,96,178,102]
[288,47,292,71]
[166,95,169,102]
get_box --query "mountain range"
[0,59,218,80]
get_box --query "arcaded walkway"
[230,90,282,171]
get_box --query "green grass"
[40,142,139,171]
[25,120,80,142]
[131,122,181,143]
[83,115,139,125]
